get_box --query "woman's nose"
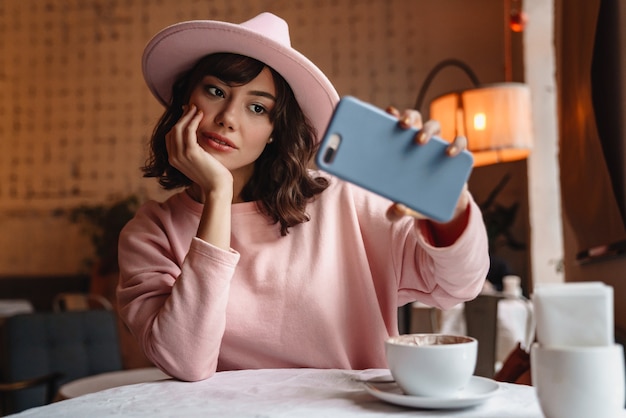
[214,105,236,130]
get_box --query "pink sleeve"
[117,206,239,381]
[395,193,489,309]
[341,180,489,311]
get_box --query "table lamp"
[415,59,533,167]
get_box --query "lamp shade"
[430,82,533,166]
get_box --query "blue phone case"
[316,96,474,222]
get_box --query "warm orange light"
[430,83,533,166]
[509,9,528,32]
[473,113,487,130]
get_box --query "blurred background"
[0,0,623,336]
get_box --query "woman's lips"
[201,132,237,151]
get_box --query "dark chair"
[0,310,122,415]
[464,294,504,378]
[398,303,440,334]
[408,304,440,334]
[52,293,113,312]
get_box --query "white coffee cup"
[531,343,625,418]
[385,334,477,397]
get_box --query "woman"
[117,12,489,381]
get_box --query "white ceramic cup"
[531,343,625,418]
[385,334,477,397]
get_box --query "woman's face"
[188,67,276,182]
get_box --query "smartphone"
[315,96,474,222]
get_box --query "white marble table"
[12,368,544,417]
[55,367,170,400]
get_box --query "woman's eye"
[206,86,225,98]
[249,104,267,115]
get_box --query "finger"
[386,106,401,118]
[172,104,199,137]
[165,127,179,157]
[422,119,441,137]
[415,119,441,145]
[167,105,199,160]
[397,109,422,130]
[183,108,204,146]
[446,135,468,157]
[178,104,196,124]
[385,203,427,221]
[385,203,405,222]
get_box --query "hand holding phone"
[316,96,473,223]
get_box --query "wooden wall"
[0,0,510,276]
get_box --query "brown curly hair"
[143,53,329,235]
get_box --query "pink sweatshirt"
[117,174,489,381]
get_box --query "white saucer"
[364,376,499,410]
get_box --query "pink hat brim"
[142,14,339,142]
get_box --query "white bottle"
[502,275,522,298]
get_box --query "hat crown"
[143,12,338,143]
[241,12,291,48]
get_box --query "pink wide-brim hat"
[142,12,339,142]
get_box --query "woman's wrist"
[425,194,471,247]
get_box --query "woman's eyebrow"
[249,90,276,101]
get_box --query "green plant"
[479,174,526,254]
[68,195,140,275]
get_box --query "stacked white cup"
[531,282,625,418]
